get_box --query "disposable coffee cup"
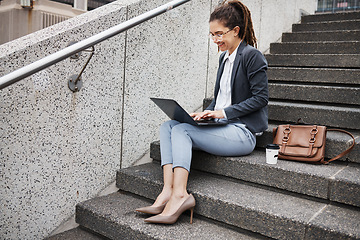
[266,144,280,164]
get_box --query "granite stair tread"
[116,163,360,240]
[265,54,360,68]
[268,101,360,130]
[281,30,360,42]
[267,67,360,85]
[76,191,266,240]
[292,19,360,32]
[301,11,360,23]
[270,41,360,54]
[268,83,359,105]
[150,140,360,207]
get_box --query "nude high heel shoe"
[144,194,196,224]
[135,202,167,215]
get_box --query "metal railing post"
[0,0,190,90]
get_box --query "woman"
[136,0,268,224]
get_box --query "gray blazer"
[206,41,269,133]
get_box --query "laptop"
[150,97,228,126]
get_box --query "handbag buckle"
[282,127,291,143]
[309,128,318,145]
[310,128,318,135]
[283,127,291,134]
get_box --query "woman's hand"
[190,111,210,121]
[190,110,224,120]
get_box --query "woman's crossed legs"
[152,120,256,216]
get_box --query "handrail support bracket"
[68,43,95,92]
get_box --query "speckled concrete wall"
[0,0,317,239]
[0,1,128,239]
[0,0,215,238]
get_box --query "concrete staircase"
[48,11,360,240]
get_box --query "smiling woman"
[135,0,268,225]
[209,0,257,49]
[209,21,241,55]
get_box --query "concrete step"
[265,54,360,68]
[269,83,360,105]
[45,227,108,240]
[150,142,360,207]
[76,191,266,240]
[301,11,360,23]
[268,100,360,130]
[270,41,360,54]
[267,67,360,85]
[281,30,360,42]
[116,163,360,240]
[292,19,360,32]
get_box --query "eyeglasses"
[209,28,233,40]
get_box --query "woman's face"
[209,20,241,55]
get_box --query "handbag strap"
[325,129,356,164]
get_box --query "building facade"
[0,0,85,45]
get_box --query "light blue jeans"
[160,120,256,172]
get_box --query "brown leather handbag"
[273,124,355,164]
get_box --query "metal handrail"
[0,0,190,90]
